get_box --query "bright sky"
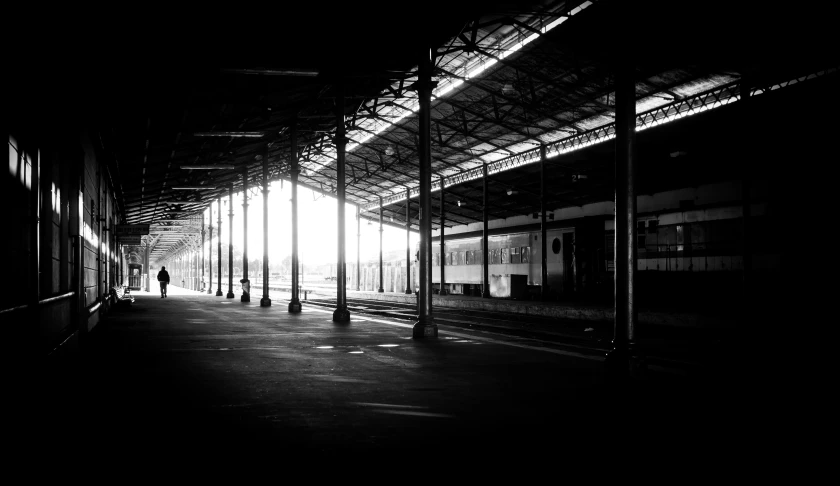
[202,180,420,266]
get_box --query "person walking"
[157,266,170,298]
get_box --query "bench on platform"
[111,285,135,304]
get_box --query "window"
[501,248,509,264]
[510,246,521,264]
[552,237,561,254]
[446,252,452,266]
[521,247,530,263]
[465,250,473,265]
[451,251,458,266]
[491,249,499,264]
[475,251,483,265]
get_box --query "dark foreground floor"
[20,286,777,464]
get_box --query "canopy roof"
[23,0,833,262]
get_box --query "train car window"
[648,220,658,234]
[491,249,499,264]
[446,252,452,266]
[510,246,521,264]
[552,238,561,254]
[465,250,473,265]
[451,252,457,266]
[501,248,509,264]
[475,251,483,265]
[460,252,466,265]
[521,247,530,263]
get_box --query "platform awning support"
[439,180,447,295]
[606,61,639,378]
[207,207,213,294]
[405,188,412,294]
[540,144,548,299]
[482,161,490,298]
[226,185,235,299]
[356,205,361,291]
[333,87,351,322]
[378,196,384,293]
[289,125,302,313]
[413,46,438,338]
[216,197,223,296]
[261,143,271,307]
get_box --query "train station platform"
[23,285,763,462]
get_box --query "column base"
[482,291,491,298]
[333,306,351,322]
[439,290,449,296]
[412,319,438,339]
[241,292,250,303]
[404,288,412,294]
[216,289,223,296]
[377,288,384,293]
[260,297,271,307]
[226,291,235,299]
[288,299,302,313]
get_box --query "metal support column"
[260,144,271,307]
[226,186,235,298]
[439,180,447,295]
[378,196,384,293]
[216,197,223,296]
[482,162,490,298]
[208,206,213,294]
[605,62,640,378]
[144,241,150,293]
[201,218,205,291]
[333,87,350,322]
[413,47,437,338]
[540,144,548,300]
[288,125,302,313]
[356,205,361,291]
[241,170,250,302]
[405,188,412,294]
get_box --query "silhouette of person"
[157,266,170,298]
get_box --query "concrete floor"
[23,285,763,461]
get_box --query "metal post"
[208,206,213,294]
[201,218,205,291]
[540,144,548,300]
[605,62,639,378]
[289,125,302,313]
[740,77,752,306]
[216,197,223,296]
[333,86,350,322]
[413,46,437,338]
[260,144,271,307]
[144,241,150,293]
[482,162,490,298]
[226,186,235,298]
[439,180,447,295]
[241,169,250,302]
[356,205,361,291]
[405,188,412,294]
[378,196,384,293]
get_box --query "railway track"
[298,296,724,374]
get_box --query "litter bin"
[489,274,528,299]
